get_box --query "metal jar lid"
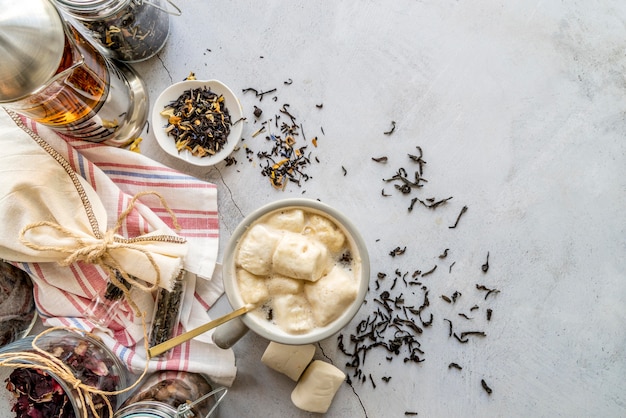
[53,0,182,20]
[113,401,177,418]
[0,0,66,103]
[53,0,131,20]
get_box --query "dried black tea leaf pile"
[338,247,500,397]
[338,146,499,405]
[374,146,460,214]
[226,82,321,190]
[161,87,233,158]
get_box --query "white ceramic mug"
[213,198,370,348]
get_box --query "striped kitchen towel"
[0,108,236,386]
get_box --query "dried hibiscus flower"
[6,369,72,418]
[3,331,123,418]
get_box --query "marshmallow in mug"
[272,232,331,281]
[234,209,359,334]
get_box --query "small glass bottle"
[53,0,181,62]
[86,270,132,328]
[148,271,185,352]
[115,371,227,418]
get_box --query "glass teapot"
[0,0,147,146]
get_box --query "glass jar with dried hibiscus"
[0,328,131,418]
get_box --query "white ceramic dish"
[151,79,243,166]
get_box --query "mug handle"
[212,316,249,349]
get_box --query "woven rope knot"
[71,378,83,390]
[19,191,185,295]
[76,229,117,265]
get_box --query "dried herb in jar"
[161,87,233,158]
[149,275,185,349]
[86,270,131,327]
[102,271,130,301]
[121,372,216,417]
[79,1,171,62]
[7,369,74,418]
[5,338,121,418]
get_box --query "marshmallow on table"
[236,224,281,275]
[271,232,331,281]
[261,342,316,381]
[291,360,346,413]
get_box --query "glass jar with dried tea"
[0,261,37,348]
[148,271,185,352]
[115,371,227,418]
[54,0,181,62]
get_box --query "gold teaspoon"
[148,304,254,358]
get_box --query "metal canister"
[0,0,147,146]
[53,0,180,62]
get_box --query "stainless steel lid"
[0,0,66,103]
[53,0,130,19]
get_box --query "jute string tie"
[18,191,186,294]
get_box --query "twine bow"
[18,191,186,295]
